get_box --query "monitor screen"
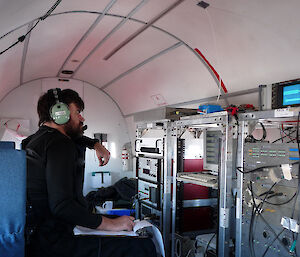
[282,83,300,106]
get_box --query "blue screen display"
[283,84,300,106]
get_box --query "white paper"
[73,226,137,237]
[73,220,165,257]
[281,216,299,233]
[281,164,292,180]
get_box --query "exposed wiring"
[241,117,300,256]
[248,181,291,256]
[272,127,297,143]
[0,0,62,56]
[281,125,297,142]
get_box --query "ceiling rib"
[71,0,148,78]
[56,0,118,77]
[103,0,186,60]
[101,42,183,90]
[20,21,34,85]
[4,11,228,102]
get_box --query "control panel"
[244,143,299,169]
[137,157,162,183]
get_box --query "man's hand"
[94,142,110,166]
[97,216,135,231]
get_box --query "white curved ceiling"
[0,0,299,115]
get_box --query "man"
[23,88,156,257]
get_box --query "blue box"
[198,104,223,114]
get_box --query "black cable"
[245,122,267,143]
[0,40,20,55]
[40,0,62,20]
[264,191,297,206]
[261,229,285,257]
[0,0,62,56]
[248,181,291,256]
[204,233,216,257]
[237,161,299,174]
[281,127,297,143]
[248,183,298,206]
[272,128,297,143]
[248,182,258,257]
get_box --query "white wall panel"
[23,14,96,82]
[206,7,300,93]
[53,0,114,14]
[105,45,219,115]
[74,20,142,85]
[82,82,132,194]
[61,15,122,73]
[109,0,146,16]
[41,78,84,97]
[132,0,176,21]
[0,80,42,132]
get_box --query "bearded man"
[22,88,155,257]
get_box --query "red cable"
[194,48,228,93]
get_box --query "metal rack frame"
[172,112,236,257]
[235,107,300,257]
[135,119,174,256]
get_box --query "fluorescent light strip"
[101,42,183,90]
[71,0,148,78]
[103,0,186,60]
[56,0,119,77]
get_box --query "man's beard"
[64,121,84,139]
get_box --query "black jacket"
[23,126,102,257]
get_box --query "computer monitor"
[261,79,300,110]
[203,129,222,173]
[282,83,300,107]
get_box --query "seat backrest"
[0,141,15,149]
[0,149,26,257]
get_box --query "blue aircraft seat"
[0,148,26,257]
[0,141,15,149]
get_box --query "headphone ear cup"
[50,102,70,125]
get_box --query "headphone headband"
[52,88,60,103]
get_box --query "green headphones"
[49,88,70,125]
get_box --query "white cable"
[205,8,222,103]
